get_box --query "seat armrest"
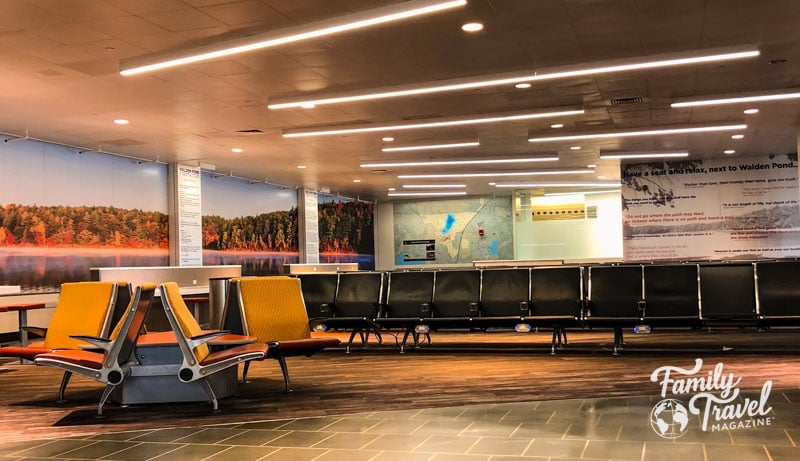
[519,301,531,313]
[188,330,231,348]
[637,300,647,317]
[70,335,113,351]
[468,302,481,315]
[372,302,386,318]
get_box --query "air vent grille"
[610,96,646,105]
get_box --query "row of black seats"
[297,260,800,354]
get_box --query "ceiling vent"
[235,129,264,136]
[610,96,646,105]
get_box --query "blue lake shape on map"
[441,214,456,234]
[489,239,499,256]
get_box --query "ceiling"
[1,0,799,202]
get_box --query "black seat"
[377,271,435,352]
[698,263,757,326]
[321,272,384,352]
[429,270,481,329]
[473,268,530,329]
[642,264,700,328]
[297,273,339,321]
[529,266,584,354]
[585,265,644,355]
[755,261,800,327]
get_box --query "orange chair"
[224,277,340,392]
[0,281,120,401]
[159,282,267,412]
[34,284,156,417]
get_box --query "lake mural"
[0,139,169,292]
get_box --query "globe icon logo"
[650,399,690,439]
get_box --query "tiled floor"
[1,390,798,461]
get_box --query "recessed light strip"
[599,151,689,159]
[398,168,594,179]
[545,189,621,196]
[493,181,621,188]
[388,191,468,197]
[671,89,800,107]
[529,124,747,143]
[360,156,559,168]
[268,45,759,109]
[284,108,584,138]
[382,141,479,152]
[120,0,466,75]
[403,184,466,188]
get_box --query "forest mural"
[0,139,169,292]
[318,196,375,270]
[200,173,299,275]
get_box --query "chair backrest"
[108,282,132,333]
[756,261,800,317]
[642,264,699,318]
[432,270,481,317]
[235,277,311,342]
[480,268,530,317]
[385,271,434,318]
[530,266,583,317]
[699,263,756,319]
[160,282,210,363]
[44,281,118,350]
[333,272,384,318]
[297,273,339,318]
[108,283,156,367]
[587,265,643,317]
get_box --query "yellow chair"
[226,277,340,392]
[159,282,268,412]
[34,284,156,417]
[0,281,119,401]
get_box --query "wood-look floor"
[1,328,799,443]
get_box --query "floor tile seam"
[59,439,143,460]
[134,441,187,461]
[783,428,797,447]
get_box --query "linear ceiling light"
[599,151,690,160]
[283,108,584,138]
[671,89,800,107]
[388,191,467,197]
[268,45,759,109]
[360,156,559,168]
[545,189,621,196]
[529,124,747,143]
[382,141,479,152]
[403,184,466,188]
[398,168,594,179]
[120,0,466,75]
[493,181,621,188]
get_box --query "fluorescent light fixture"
[231,147,244,153]
[545,189,621,196]
[352,179,361,183]
[120,0,466,75]
[360,156,558,168]
[493,181,621,188]
[268,45,759,109]
[398,168,594,179]
[529,124,747,143]
[599,151,689,160]
[550,123,564,128]
[724,150,736,154]
[382,141,479,152]
[569,146,581,150]
[743,108,760,114]
[403,184,466,188]
[731,134,745,139]
[670,88,800,108]
[382,137,395,142]
[388,191,467,197]
[284,108,584,138]
[515,83,532,89]
[297,165,307,169]
[113,119,129,125]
